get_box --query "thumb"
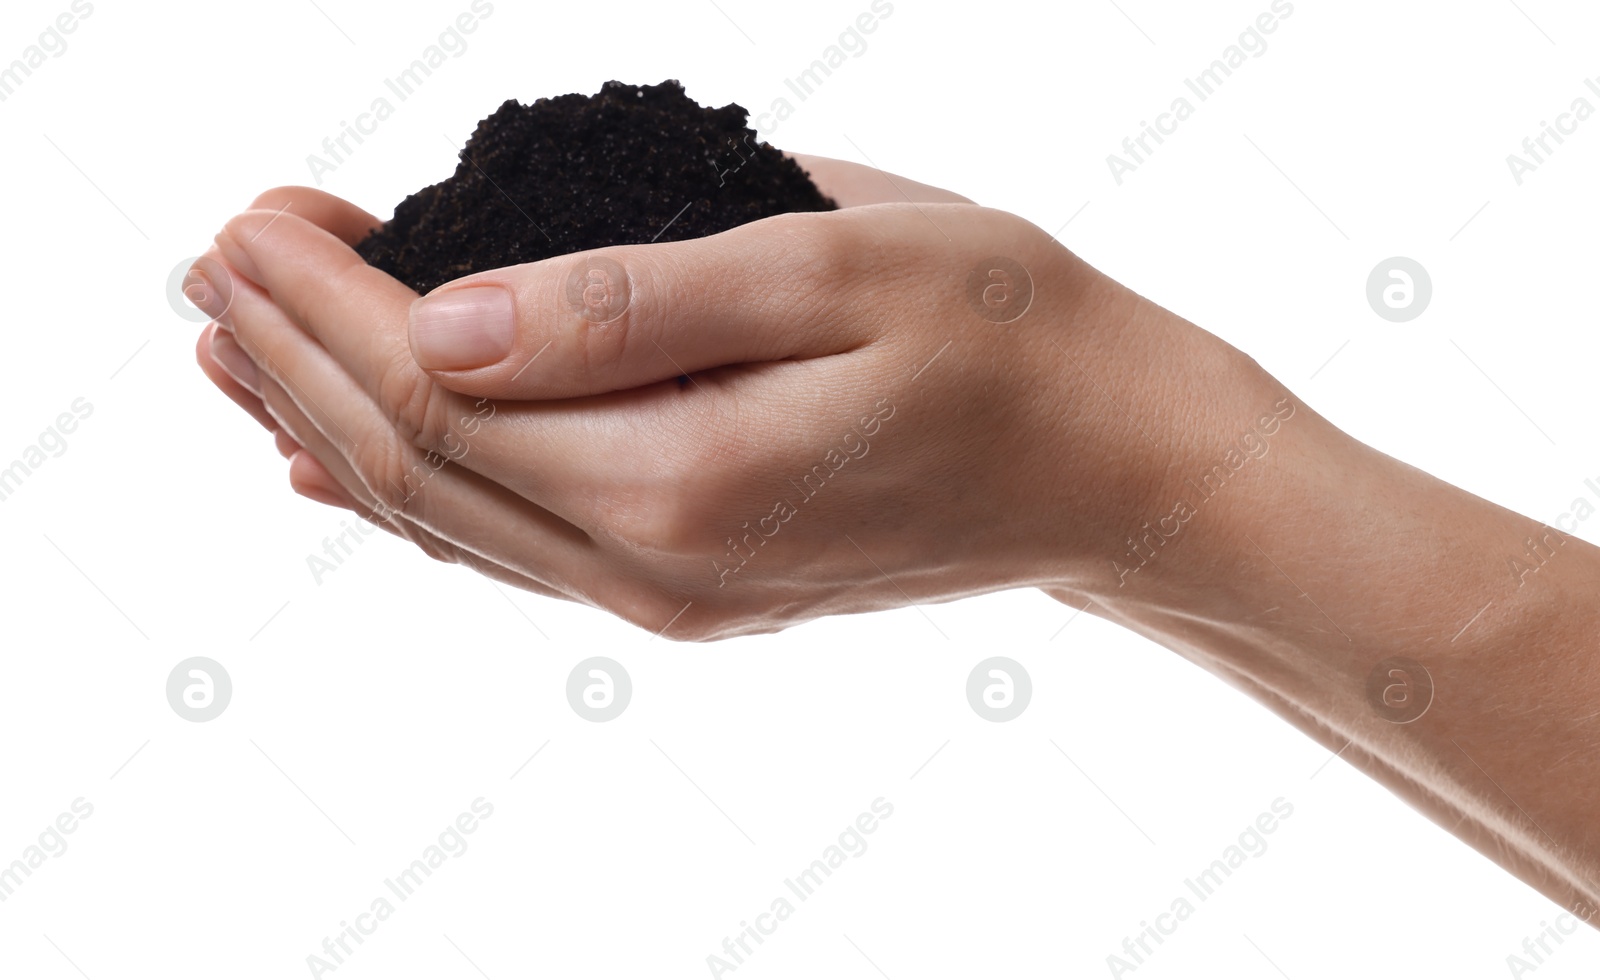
[406,211,875,399]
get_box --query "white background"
[1,0,1597,977]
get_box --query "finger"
[261,371,414,524]
[785,152,975,207]
[209,203,919,546]
[197,321,303,459]
[213,210,468,448]
[196,321,280,433]
[210,218,538,489]
[287,449,356,508]
[263,375,575,603]
[243,186,384,247]
[282,431,571,602]
[220,248,739,541]
[209,210,645,512]
[413,208,901,398]
[220,261,606,601]
[217,205,883,400]
[275,428,304,461]
[207,324,261,396]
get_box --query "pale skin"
[191,154,1600,927]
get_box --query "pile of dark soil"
[355,80,837,294]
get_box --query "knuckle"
[589,481,708,557]
[375,347,457,451]
[604,586,721,643]
[357,440,437,520]
[624,493,714,557]
[753,213,862,328]
[564,250,642,390]
[663,595,753,643]
[662,616,720,644]
[775,212,860,287]
[401,525,459,567]
[248,185,303,210]
[607,418,751,556]
[578,315,633,393]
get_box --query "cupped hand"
[194,157,1256,639]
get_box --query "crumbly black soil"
[355,80,837,294]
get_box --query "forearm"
[1043,314,1600,922]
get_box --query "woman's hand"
[190,156,1600,930]
[192,159,1263,639]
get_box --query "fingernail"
[210,327,261,395]
[186,263,232,325]
[409,286,515,370]
[296,480,348,509]
[290,451,350,509]
[213,228,264,285]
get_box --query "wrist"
[1019,280,1308,610]
[1048,368,1600,918]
